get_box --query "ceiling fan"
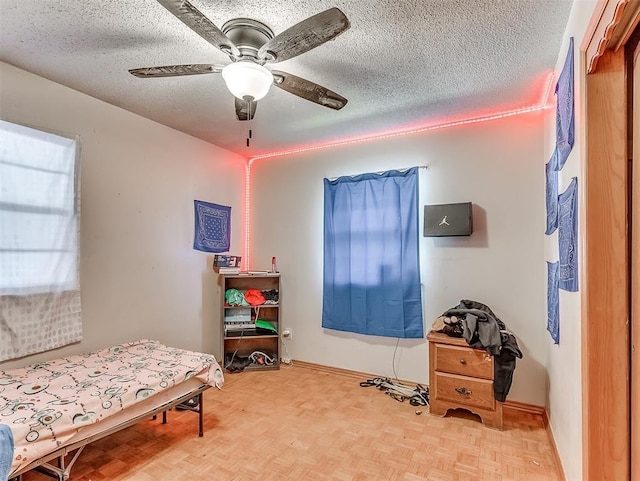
[129,0,350,121]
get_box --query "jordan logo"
[439,216,450,226]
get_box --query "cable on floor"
[359,377,429,406]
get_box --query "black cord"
[224,328,244,369]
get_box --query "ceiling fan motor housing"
[221,18,275,62]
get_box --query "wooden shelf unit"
[221,274,281,372]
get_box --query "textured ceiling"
[0,0,572,158]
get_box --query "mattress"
[0,339,224,476]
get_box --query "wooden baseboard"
[288,359,418,384]
[288,359,565,481]
[502,399,545,416]
[501,401,565,481]
[541,408,567,481]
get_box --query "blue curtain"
[322,167,423,338]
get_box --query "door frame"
[630,32,640,481]
[581,0,639,479]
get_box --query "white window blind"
[0,120,82,360]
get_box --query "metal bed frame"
[10,384,210,481]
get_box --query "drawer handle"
[455,386,472,396]
[459,359,467,365]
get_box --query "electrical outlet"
[282,328,292,340]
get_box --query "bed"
[0,339,224,480]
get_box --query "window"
[322,167,423,338]
[0,120,82,361]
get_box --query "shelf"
[243,363,280,371]
[221,274,281,372]
[224,304,279,308]
[224,330,279,339]
[222,273,280,278]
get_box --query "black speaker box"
[423,202,473,237]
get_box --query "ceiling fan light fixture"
[222,61,273,101]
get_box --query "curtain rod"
[327,165,428,181]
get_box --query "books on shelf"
[235,271,279,276]
[224,322,256,333]
[224,307,253,334]
[224,324,279,337]
[218,270,279,276]
[213,255,241,267]
[216,267,241,274]
[224,308,251,323]
[213,255,241,274]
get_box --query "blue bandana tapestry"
[558,178,578,292]
[545,148,559,235]
[555,37,574,170]
[193,200,231,253]
[547,261,560,344]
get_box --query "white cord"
[281,339,293,366]
[392,337,400,381]
[249,350,274,365]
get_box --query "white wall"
[250,111,548,406]
[0,61,246,370]
[544,1,599,480]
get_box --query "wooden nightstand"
[427,331,503,429]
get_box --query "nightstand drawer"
[434,372,494,411]
[434,342,493,379]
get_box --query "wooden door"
[631,31,640,481]
[582,1,640,478]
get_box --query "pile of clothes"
[225,288,279,306]
[432,299,523,402]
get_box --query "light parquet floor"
[21,363,561,481]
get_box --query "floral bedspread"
[0,339,224,475]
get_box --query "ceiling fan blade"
[129,64,225,78]
[235,97,257,121]
[156,0,240,58]
[258,7,350,63]
[272,70,347,110]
